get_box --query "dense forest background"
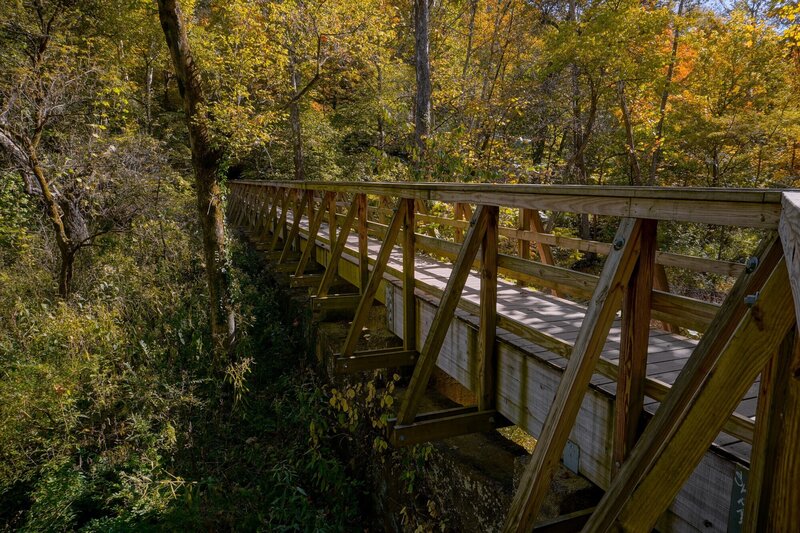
[0,0,798,530]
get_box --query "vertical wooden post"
[341,200,408,357]
[503,218,644,533]
[453,203,463,242]
[743,327,800,532]
[271,187,283,235]
[279,191,311,263]
[317,200,359,297]
[357,194,369,292]
[582,236,784,533]
[295,192,332,277]
[261,187,279,241]
[328,192,337,244]
[270,188,291,251]
[477,206,498,411]
[403,198,417,352]
[396,206,492,425]
[613,219,656,475]
[652,263,677,332]
[518,208,532,260]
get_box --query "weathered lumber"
[503,218,644,533]
[390,406,509,447]
[279,191,310,264]
[357,193,369,292]
[582,234,784,532]
[403,199,417,351]
[613,219,657,474]
[334,348,418,374]
[294,192,332,277]
[340,200,408,357]
[743,327,800,532]
[612,260,794,532]
[396,206,492,426]
[235,179,783,228]
[317,199,358,297]
[478,206,498,410]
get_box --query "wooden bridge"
[227,180,800,533]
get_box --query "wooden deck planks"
[270,207,757,532]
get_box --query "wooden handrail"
[232,179,782,228]
[227,180,800,532]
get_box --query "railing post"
[478,206,498,411]
[403,198,417,352]
[357,194,369,292]
[328,192,337,244]
[518,208,532,260]
[294,191,332,277]
[743,327,800,531]
[613,218,656,475]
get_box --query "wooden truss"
[227,181,800,531]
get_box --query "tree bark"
[649,0,685,185]
[157,0,236,358]
[288,52,305,181]
[617,80,642,185]
[413,0,431,168]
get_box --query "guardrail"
[227,179,798,533]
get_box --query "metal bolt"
[745,256,759,273]
[399,435,406,442]
[744,292,759,307]
[613,238,625,251]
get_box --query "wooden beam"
[478,206,498,411]
[294,192,332,277]
[396,206,492,426]
[311,294,362,312]
[518,208,532,260]
[357,193,369,292]
[612,260,794,532]
[317,199,358,297]
[503,218,644,533]
[289,274,324,288]
[340,200,408,357]
[390,407,509,447]
[403,199,417,352]
[743,327,800,532]
[279,191,310,264]
[612,219,656,475]
[262,186,280,240]
[334,348,418,374]
[583,234,784,532]
[231,179,783,228]
[532,507,595,533]
[269,188,290,251]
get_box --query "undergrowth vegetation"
[0,174,369,531]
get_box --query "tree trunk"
[649,0,685,185]
[414,0,431,169]
[157,0,236,358]
[617,80,642,185]
[289,52,305,181]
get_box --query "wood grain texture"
[396,206,491,425]
[234,179,782,228]
[615,261,794,532]
[503,218,644,533]
[613,219,656,475]
[340,200,407,357]
[583,235,784,533]
[743,327,800,532]
[478,206,498,410]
